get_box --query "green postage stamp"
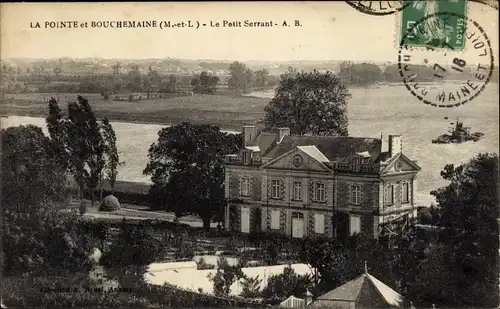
[400,0,468,50]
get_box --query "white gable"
[262,147,331,172]
[297,146,330,163]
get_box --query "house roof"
[314,272,404,307]
[264,135,381,162]
[250,132,278,156]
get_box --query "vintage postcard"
[1,1,498,308]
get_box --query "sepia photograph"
[0,1,499,308]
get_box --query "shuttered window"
[314,214,325,234]
[271,210,280,230]
[350,215,361,235]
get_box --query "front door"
[241,207,250,233]
[292,212,304,238]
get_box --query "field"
[0,93,269,130]
[1,83,499,206]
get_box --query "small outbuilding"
[308,266,414,309]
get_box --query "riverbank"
[0,93,268,132]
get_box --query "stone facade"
[224,127,421,240]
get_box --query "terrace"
[224,154,263,166]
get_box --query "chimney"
[388,135,402,157]
[277,127,290,144]
[242,125,257,147]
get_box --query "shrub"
[240,275,262,298]
[261,265,313,301]
[196,257,215,270]
[100,219,166,268]
[2,210,96,275]
[208,256,245,297]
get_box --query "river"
[2,84,499,206]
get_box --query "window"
[350,215,361,235]
[314,182,326,202]
[386,184,395,206]
[271,210,280,230]
[242,151,250,164]
[240,177,251,197]
[271,180,281,199]
[241,207,250,233]
[350,185,362,205]
[402,182,410,203]
[314,214,325,234]
[292,181,302,201]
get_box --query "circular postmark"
[346,1,413,16]
[398,12,494,108]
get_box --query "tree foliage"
[254,69,270,88]
[1,125,95,276]
[264,68,350,136]
[100,118,122,193]
[46,96,119,205]
[261,265,313,301]
[208,256,245,297]
[413,153,500,307]
[191,71,219,94]
[338,62,382,86]
[143,123,241,230]
[100,220,166,268]
[240,275,263,298]
[1,125,67,213]
[228,61,254,93]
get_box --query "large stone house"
[223,125,421,239]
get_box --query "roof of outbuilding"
[313,272,405,307]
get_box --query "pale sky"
[1,1,498,62]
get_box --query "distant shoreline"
[0,111,243,133]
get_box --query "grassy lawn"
[0,93,268,130]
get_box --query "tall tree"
[46,96,113,206]
[264,68,350,136]
[100,118,122,194]
[228,61,254,93]
[255,69,270,87]
[192,71,219,94]
[423,153,499,307]
[143,123,241,231]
